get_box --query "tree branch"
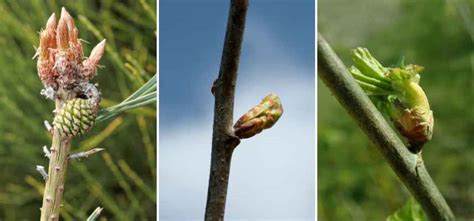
[317,32,455,221]
[204,0,248,220]
[40,99,72,221]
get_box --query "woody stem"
[40,99,72,221]
[205,0,247,220]
[318,32,454,221]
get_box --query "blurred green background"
[318,0,473,220]
[0,0,156,220]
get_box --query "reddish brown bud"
[61,7,80,53]
[61,8,74,30]
[82,39,106,80]
[234,94,283,139]
[38,14,56,59]
[45,13,57,30]
[37,13,58,88]
[38,32,52,59]
[56,16,69,49]
[35,8,106,90]
[395,107,433,153]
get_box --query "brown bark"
[204,0,249,220]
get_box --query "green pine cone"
[53,98,97,138]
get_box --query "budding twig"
[69,148,105,160]
[35,165,48,181]
[37,7,107,220]
[318,32,454,221]
[205,0,248,219]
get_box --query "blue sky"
[160,0,314,220]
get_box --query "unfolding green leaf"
[386,198,427,221]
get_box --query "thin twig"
[41,98,73,221]
[317,32,455,221]
[204,0,248,220]
[69,148,105,160]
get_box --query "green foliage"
[0,0,156,220]
[97,74,157,123]
[86,207,103,221]
[319,0,473,220]
[386,198,427,221]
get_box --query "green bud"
[350,48,433,152]
[53,98,97,138]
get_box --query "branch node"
[211,79,217,96]
[224,133,240,147]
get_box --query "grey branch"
[86,207,103,221]
[35,165,48,181]
[69,148,105,160]
[204,0,248,220]
[317,32,455,221]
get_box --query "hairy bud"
[82,39,107,80]
[36,7,106,90]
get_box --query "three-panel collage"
[0,0,472,220]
